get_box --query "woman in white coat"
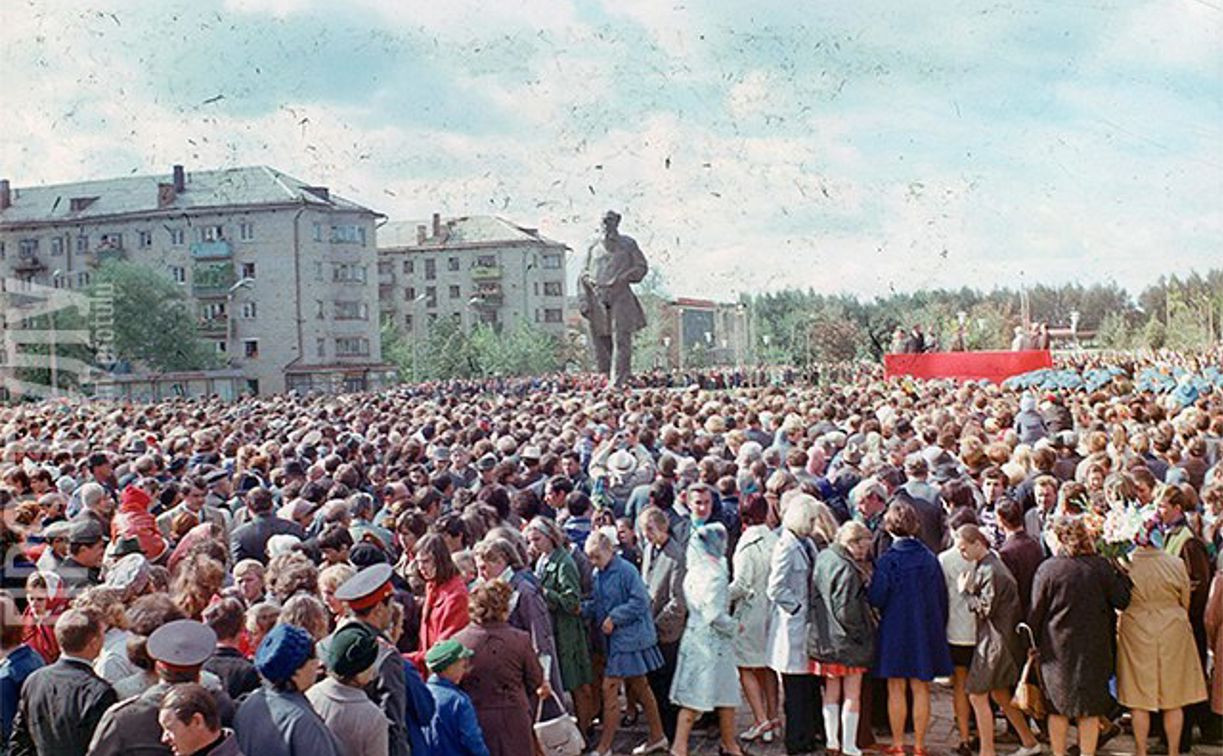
[669,522,747,756]
[729,493,780,744]
[766,492,824,754]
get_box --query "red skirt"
[809,659,867,677]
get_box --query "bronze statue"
[579,210,648,387]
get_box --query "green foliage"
[381,315,563,382]
[1096,311,1136,350]
[1142,316,1166,350]
[87,261,217,372]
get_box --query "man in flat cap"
[325,564,416,756]
[55,520,107,595]
[88,619,235,756]
[580,210,649,388]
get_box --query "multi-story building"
[377,214,568,338]
[658,297,753,368]
[0,165,393,395]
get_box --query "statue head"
[601,210,621,238]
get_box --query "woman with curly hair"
[452,580,548,756]
[171,553,226,620]
[1030,516,1132,756]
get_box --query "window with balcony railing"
[335,337,370,357]
[334,301,369,321]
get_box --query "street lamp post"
[50,269,62,397]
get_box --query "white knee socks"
[841,707,862,756]
[822,703,841,751]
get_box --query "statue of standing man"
[580,210,648,388]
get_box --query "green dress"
[537,546,594,690]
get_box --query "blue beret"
[255,624,315,684]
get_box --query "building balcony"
[190,240,233,260]
[197,316,228,336]
[470,265,502,281]
[192,262,237,297]
[378,272,395,286]
[470,292,503,308]
[89,248,127,267]
[13,255,46,274]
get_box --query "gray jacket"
[641,536,687,645]
[807,543,875,669]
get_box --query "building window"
[240,262,256,279]
[216,341,227,354]
[77,271,91,287]
[402,259,414,275]
[99,233,122,250]
[169,228,185,246]
[241,302,257,319]
[404,313,413,330]
[199,225,224,242]
[542,253,562,269]
[332,264,367,283]
[330,225,366,245]
[138,230,153,248]
[243,339,259,358]
[314,261,323,281]
[425,286,437,308]
[239,222,254,241]
[424,258,436,280]
[316,338,326,358]
[543,281,562,296]
[76,235,90,253]
[50,238,63,256]
[335,337,370,357]
[544,308,563,323]
[0,241,5,259]
[18,239,38,257]
[404,286,416,301]
[447,257,460,272]
[334,301,369,321]
[169,265,186,284]
[316,300,325,320]
[448,285,460,299]
[477,254,496,267]
[377,260,392,275]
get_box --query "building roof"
[0,165,378,226]
[379,215,566,250]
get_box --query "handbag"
[533,690,585,756]
[1011,623,1046,719]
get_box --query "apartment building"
[0,165,393,395]
[377,214,568,338]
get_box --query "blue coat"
[868,537,953,681]
[402,660,436,756]
[0,644,44,746]
[584,555,658,656]
[423,676,490,756]
[234,686,342,756]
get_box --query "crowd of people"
[0,353,1221,756]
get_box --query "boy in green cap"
[422,639,489,756]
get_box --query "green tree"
[87,261,216,372]
[1141,315,1166,350]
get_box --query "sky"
[2,0,1220,301]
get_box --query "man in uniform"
[580,210,649,388]
[56,519,107,595]
[326,563,425,756]
[88,618,235,755]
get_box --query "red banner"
[884,350,1053,384]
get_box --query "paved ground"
[605,681,1215,755]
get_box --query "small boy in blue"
[422,639,489,756]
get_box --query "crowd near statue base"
[1,347,1222,756]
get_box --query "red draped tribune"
[884,350,1053,384]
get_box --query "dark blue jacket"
[0,645,44,745]
[583,555,658,655]
[423,676,489,756]
[868,537,953,681]
[402,659,436,756]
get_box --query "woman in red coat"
[111,485,168,562]
[408,533,469,675]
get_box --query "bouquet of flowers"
[1097,501,1156,560]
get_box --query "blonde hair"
[318,563,357,595]
[835,520,872,548]
[780,492,818,538]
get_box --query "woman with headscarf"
[524,515,596,734]
[1030,516,1131,756]
[668,522,746,756]
[730,493,780,745]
